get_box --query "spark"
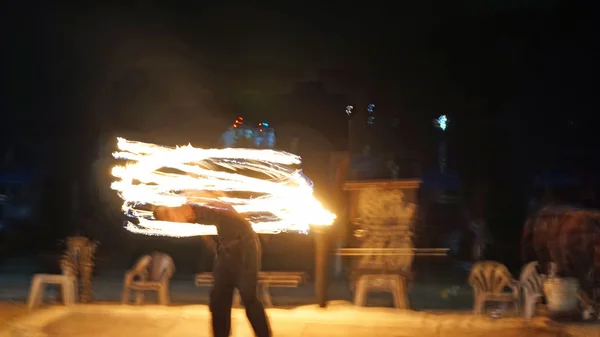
[110,138,336,237]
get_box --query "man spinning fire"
[153,200,272,337]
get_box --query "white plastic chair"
[122,253,175,305]
[519,261,546,320]
[27,274,77,311]
[468,261,520,315]
[354,274,408,309]
[27,254,79,311]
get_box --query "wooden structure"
[195,271,308,307]
[60,236,98,303]
[122,252,175,305]
[342,179,421,308]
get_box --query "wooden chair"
[468,261,520,315]
[122,252,175,305]
[519,261,546,320]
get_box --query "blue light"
[262,122,269,127]
[367,104,375,125]
[436,115,448,131]
[367,104,375,113]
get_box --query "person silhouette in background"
[153,201,271,337]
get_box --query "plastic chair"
[354,274,408,309]
[519,261,546,320]
[27,274,77,310]
[468,261,520,315]
[122,253,175,305]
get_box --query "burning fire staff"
[153,202,271,337]
[110,137,336,333]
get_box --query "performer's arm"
[201,235,218,254]
[153,205,195,223]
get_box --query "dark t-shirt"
[153,203,260,259]
[189,204,259,252]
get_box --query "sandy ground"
[1,302,575,337]
[0,258,598,336]
[0,302,27,331]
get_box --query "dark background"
[1,1,598,271]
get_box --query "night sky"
[2,1,598,246]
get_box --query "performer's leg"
[236,249,271,337]
[210,257,235,337]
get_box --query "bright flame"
[110,137,336,237]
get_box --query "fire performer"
[153,201,271,337]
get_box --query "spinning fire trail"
[110,137,336,237]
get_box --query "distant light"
[367,104,375,125]
[346,105,354,116]
[435,115,448,131]
[367,104,375,114]
[262,122,269,127]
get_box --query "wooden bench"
[195,272,308,307]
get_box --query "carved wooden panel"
[343,180,421,276]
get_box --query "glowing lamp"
[367,104,375,125]
[346,105,354,116]
[434,115,448,131]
